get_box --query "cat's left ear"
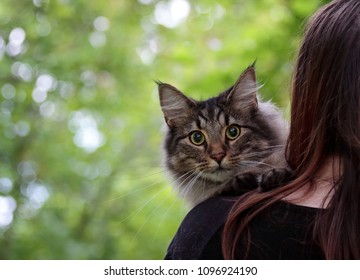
[226,66,259,113]
[157,82,196,127]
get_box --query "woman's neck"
[282,155,341,209]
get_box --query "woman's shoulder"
[185,196,237,222]
[164,196,236,260]
[164,195,324,260]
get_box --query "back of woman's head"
[288,0,360,259]
[223,0,360,260]
[288,0,360,174]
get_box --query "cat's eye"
[189,131,205,146]
[226,125,241,140]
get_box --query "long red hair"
[222,0,360,259]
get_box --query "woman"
[165,0,360,259]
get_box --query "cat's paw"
[217,173,259,196]
[259,167,294,192]
[234,173,259,191]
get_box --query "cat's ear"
[226,66,259,112]
[157,82,196,127]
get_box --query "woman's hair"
[222,0,360,259]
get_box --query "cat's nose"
[210,152,226,164]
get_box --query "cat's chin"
[201,168,233,183]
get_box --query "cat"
[158,65,290,207]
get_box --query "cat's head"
[158,66,286,204]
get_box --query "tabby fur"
[158,66,288,207]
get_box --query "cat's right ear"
[226,66,259,113]
[157,82,196,127]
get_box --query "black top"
[165,196,325,260]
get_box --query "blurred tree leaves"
[0,0,328,259]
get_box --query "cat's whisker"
[116,172,188,246]
[168,171,194,197]
[130,188,175,246]
[231,158,276,170]
[170,170,196,188]
[233,162,265,171]
[268,144,286,149]
[178,171,201,199]
[118,184,168,225]
[151,192,186,243]
[246,151,274,158]
[131,170,167,180]
[100,179,164,206]
[232,148,280,159]
[257,144,285,150]
[116,169,167,181]
[188,171,204,188]
[174,170,194,179]
[186,171,205,200]
[178,170,203,200]
[240,160,277,169]
[198,176,208,200]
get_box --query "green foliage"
[0,0,328,259]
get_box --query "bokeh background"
[0,0,328,259]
